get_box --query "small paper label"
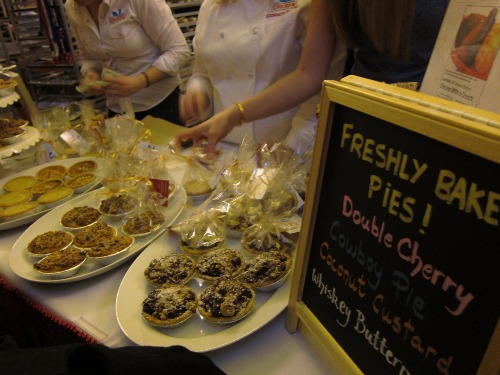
[149,178,170,207]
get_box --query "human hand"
[174,104,240,157]
[102,75,144,98]
[179,88,210,124]
[80,69,105,95]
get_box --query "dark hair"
[330,0,416,61]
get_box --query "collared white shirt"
[189,0,311,144]
[65,0,190,112]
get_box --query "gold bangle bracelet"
[235,102,246,127]
[141,71,151,88]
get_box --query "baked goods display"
[195,248,245,282]
[0,116,25,143]
[142,285,198,327]
[0,158,102,227]
[60,206,102,229]
[144,253,196,287]
[178,213,226,256]
[26,230,74,257]
[197,279,255,324]
[65,173,97,193]
[239,251,292,290]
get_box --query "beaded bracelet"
[141,71,151,88]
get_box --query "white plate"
[9,186,186,283]
[0,157,105,231]
[115,235,293,352]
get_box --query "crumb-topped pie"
[86,235,134,259]
[122,211,165,236]
[197,279,255,324]
[60,206,101,229]
[98,193,138,216]
[33,248,86,277]
[144,253,196,287]
[239,251,292,290]
[142,285,198,327]
[27,230,74,257]
[195,248,245,282]
[73,222,117,249]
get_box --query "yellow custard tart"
[0,190,33,208]
[30,179,64,195]
[37,187,74,208]
[3,175,38,192]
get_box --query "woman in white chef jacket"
[181,0,346,150]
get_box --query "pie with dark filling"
[195,248,245,282]
[144,253,196,287]
[122,211,165,236]
[239,251,292,289]
[241,225,294,254]
[197,279,255,324]
[142,285,198,327]
[98,193,138,216]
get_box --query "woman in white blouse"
[180,0,346,149]
[65,0,190,123]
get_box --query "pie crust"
[36,165,67,181]
[30,179,64,195]
[3,175,38,192]
[27,230,74,256]
[239,251,292,288]
[198,279,255,324]
[73,221,117,249]
[37,187,74,205]
[68,160,98,176]
[60,206,102,229]
[0,190,33,207]
[195,248,245,282]
[142,285,198,327]
[0,201,39,219]
[144,253,196,287]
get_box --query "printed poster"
[421,0,500,114]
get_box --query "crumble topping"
[98,194,138,215]
[34,248,86,273]
[123,211,165,235]
[144,253,195,287]
[73,222,116,248]
[86,236,133,258]
[195,248,244,281]
[142,285,197,326]
[61,206,101,228]
[27,231,73,255]
[239,251,291,287]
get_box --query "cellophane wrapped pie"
[241,221,295,255]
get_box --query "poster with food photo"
[421,0,500,115]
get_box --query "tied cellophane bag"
[170,189,228,256]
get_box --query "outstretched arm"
[175,0,336,155]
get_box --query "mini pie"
[239,251,292,288]
[36,165,67,181]
[3,175,38,192]
[30,179,64,195]
[68,160,98,176]
[179,219,226,256]
[241,225,294,254]
[0,201,39,219]
[262,189,298,216]
[37,187,74,206]
[184,178,213,196]
[198,279,255,324]
[33,248,86,274]
[61,205,101,229]
[73,222,116,249]
[27,230,74,256]
[122,211,165,236]
[195,248,245,282]
[98,193,138,215]
[65,173,96,190]
[144,253,196,287]
[142,285,198,327]
[0,190,33,207]
[86,235,133,258]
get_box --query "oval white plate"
[115,234,293,352]
[9,186,186,283]
[0,157,105,231]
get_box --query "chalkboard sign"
[286,76,500,375]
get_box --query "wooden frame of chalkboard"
[286,76,500,375]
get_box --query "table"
[0,118,339,374]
